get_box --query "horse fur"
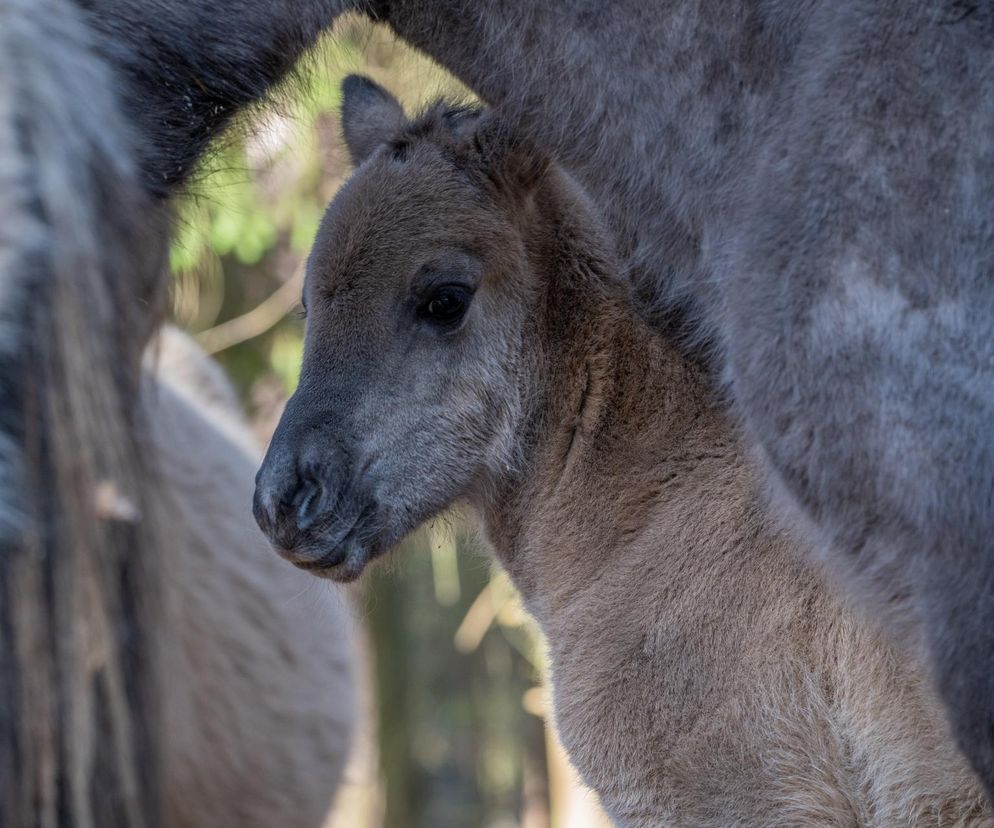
[0,0,166,821]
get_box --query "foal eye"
[419,285,472,327]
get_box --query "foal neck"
[478,179,725,617]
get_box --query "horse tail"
[0,0,168,824]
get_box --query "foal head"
[254,76,565,580]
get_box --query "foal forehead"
[312,150,488,282]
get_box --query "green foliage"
[167,26,369,398]
[269,331,305,395]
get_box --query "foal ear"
[472,113,550,198]
[340,75,405,166]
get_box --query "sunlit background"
[168,16,610,828]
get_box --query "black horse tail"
[0,0,168,824]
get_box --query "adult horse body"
[7,0,994,813]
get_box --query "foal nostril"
[253,462,310,541]
[295,479,327,531]
[254,437,352,557]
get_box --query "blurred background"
[168,15,610,828]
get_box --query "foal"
[255,77,990,826]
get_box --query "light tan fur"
[147,328,355,827]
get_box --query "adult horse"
[5,0,993,817]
